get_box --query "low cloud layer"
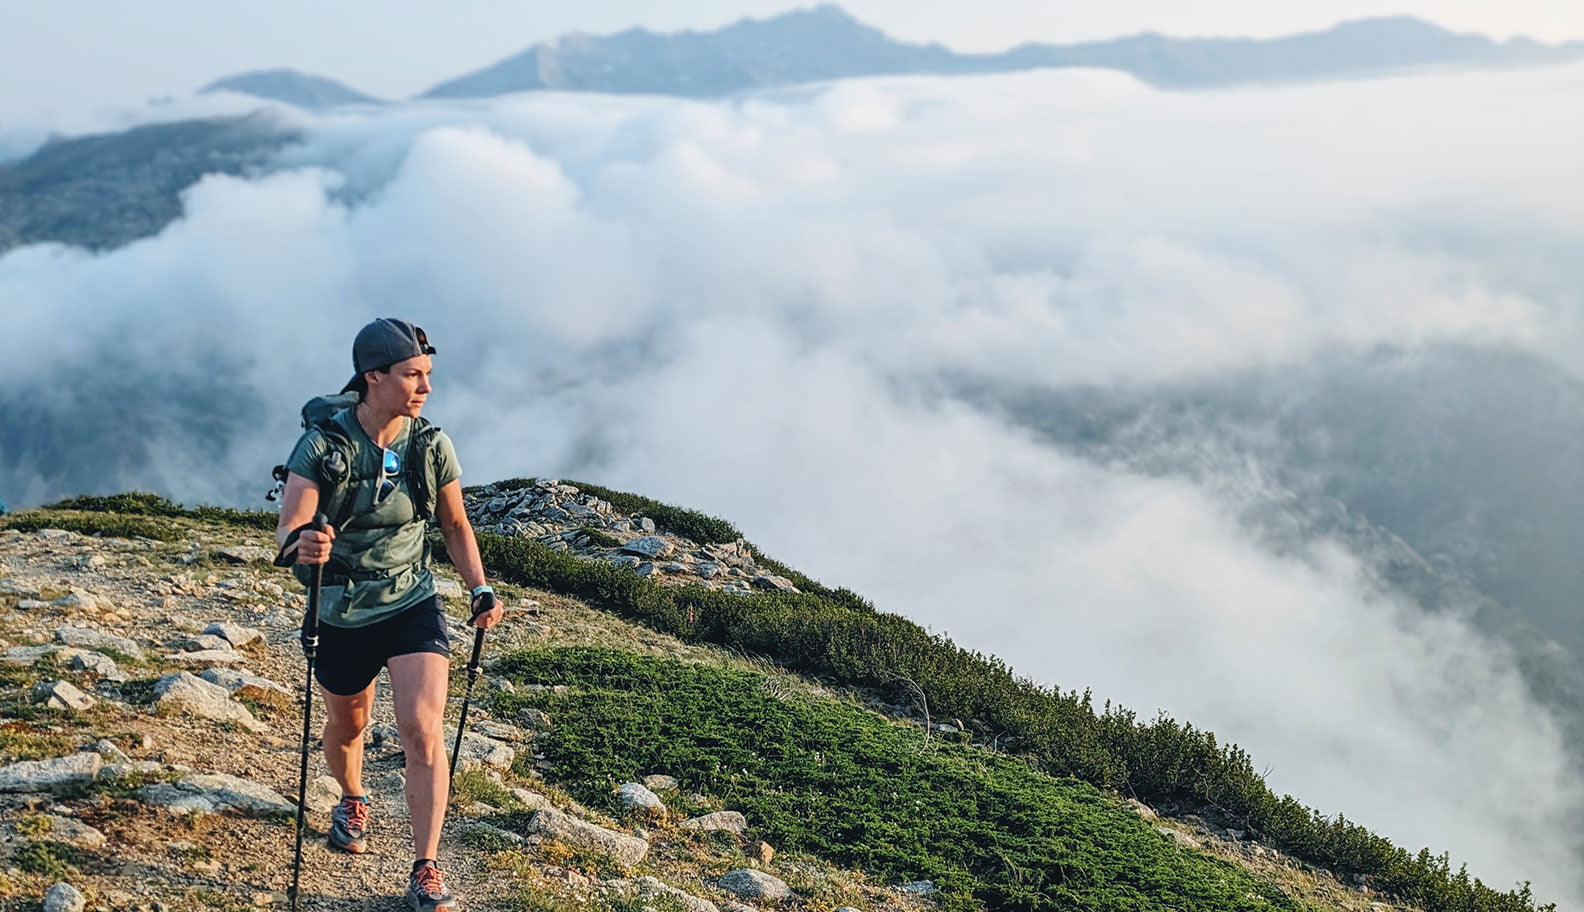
[5,63,1584,902]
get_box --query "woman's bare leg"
[388,651,451,860]
[321,681,375,797]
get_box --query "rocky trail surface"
[0,510,942,912]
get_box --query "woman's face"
[366,354,432,418]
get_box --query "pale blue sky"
[4,0,1582,121]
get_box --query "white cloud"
[4,63,1584,903]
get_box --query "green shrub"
[469,530,1553,912]
[14,840,80,879]
[495,648,1297,912]
[3,512,179,541]
[42,492,276,530]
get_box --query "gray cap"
[342,318,436,393]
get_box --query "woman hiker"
[275,318,502,912]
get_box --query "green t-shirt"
[285,408,461,628]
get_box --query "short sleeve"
[285,428,329,482]
[433,430,462,488]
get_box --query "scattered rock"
[0,753,103,792]
[753,840,775,864]
[71,651,128,682]
[368,722,401,747]
[306,775,340,813]
[204,621,264,648]
[643,774,679,791]
[449,731,514,771]
[509,788,551,810]
[163,648,248,667]
[182,634,232,652]
[152,672,268,732]
[138,773,295,817]
[3,644,59,665]
[1125,798,1157,819]
[92,739,131,763]
[1156,826,1199,848]
[638,876,721,912]
[900,881,937,896]
[43,882,85,912]
[98,761,164,780]
[525,807,649,865]
[516,707,551,729]
[433,579,465,600]
[0,578,40,598]
[719,869,791,902]
[53,816,108,850]
[51,591,99,613]
[54,626,143,660]
[617,782,666,818]
[678,810,748,835]
[217,545,273,564]
[74,554,106,571]
[472,720,530,743]
[750,574,799,593]
[200,668,292,699]
[31,680,95,711]
[620,536,674,559]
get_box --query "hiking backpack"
[268,392,445,532]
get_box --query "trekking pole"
[289,513,327,912]
[447,617,489,782]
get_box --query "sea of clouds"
[5,62,1584,903]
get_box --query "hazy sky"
[4,0,1584,121]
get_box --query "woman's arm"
[436,480,502,629]
[276,472,335,564]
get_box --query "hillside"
[0,483,1556,911]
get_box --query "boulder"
[31,680,95,712]
[12,815,107,850]
[54,626,143,660]
[91,739,131,763]
[306,775,340,813]
[719,870,791,902]
[620,536,674,559]
[204,621,263,648]
[616,782,666,818]
[43,882,85,912]
[70,651,127,682]
[637,877,720,912]
[510,788,552,810]
[449,731,514,771]
[473,720,531,743]
[216,546,273,564]
[182,634,232,652]
[0,753,103,792]
[152,672,267,732]
[138,773,295,817]
[200,668,292,699]
[163,648,248,667]
[3,645,59,665]
[643,774,679,791]
[516,707,551,729]
[525,808,648,865]
[433,579,465,601]
[678,811,748,835]
[900,881,938,896]
[0,578,40,598]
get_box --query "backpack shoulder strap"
[405,417,444,522]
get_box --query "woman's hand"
[470,588,504,629]
[295,525,336,565]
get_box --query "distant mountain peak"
[417,6,1584,99]
[201,69,383,109]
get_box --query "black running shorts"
[314,594,452,696]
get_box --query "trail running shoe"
[407,859,458,912]
[327,794,370,854]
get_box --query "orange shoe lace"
[414,861,447,896]
[339,796,370,831]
